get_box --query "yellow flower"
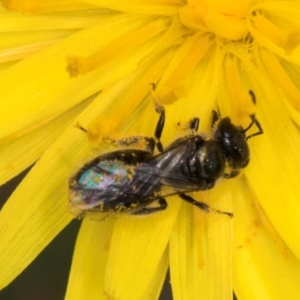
[1,0,300,299]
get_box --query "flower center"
[179,0,252,40]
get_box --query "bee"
[69,91,263,219]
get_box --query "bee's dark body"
[69,92,263,219]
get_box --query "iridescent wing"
[69,138,212,220]
[69,150,160,219]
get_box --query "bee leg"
[150,83,166,153]
[187,117,200,133]
[211,110,220,127]
[154,102,165,153]
[179,193,233,218]
[223,170,240,179]
[104,136,156,153]
[131,198,168,215]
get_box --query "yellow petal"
[155,31,213,105]
[155,38,223,133]
[249,3,300,63]
[245,69,300,260]
[67,18,171,77]
[104,199,180,300]
[0,13,157,142]
[0,132,74,289]
[82,0,180,15]
[218,54,257,127]
[253,1,300,25]
[168,46,232,300]
[0,96,92,186]
[144,250,169,300]
[0,39,67,64]
[279,58,300,125]
[170,201,203,300]
[0,55,177,288]
[259,49,300,121]
[222,51,300,260]
[233,178,300,300]
[170,189,232,300]
[1,0,95,13]
[65,218,115,300]
[0,9,107,31]
[73,231,168,300]
[204,9,247,40]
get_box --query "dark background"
[0,168,172,300]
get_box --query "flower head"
[1,0,300,299]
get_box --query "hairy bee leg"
[179,193,233,218]
[211,110,220,127]
[154,102,165,153]
[104,136,156,153]
[76,122,156,153]
[131,198,168,215]
[223,169,240,179]
[178,117,200,134]
[187,117,200,133]
[150,83,165,153]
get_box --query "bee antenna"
[150,82,156,91]
[245,115,264,140]
[249,90,256,104]
[243,115,255,133]
[79,126,87,133]
[75,123,87,133]
[242,90,264,140]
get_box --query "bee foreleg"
[187,117,200,133]
[150,83,166,153]
[223,170,239,179]
[211,110,220,127]
[154,102,165,153]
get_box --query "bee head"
[213,117,250,170]
[212,92,263,171]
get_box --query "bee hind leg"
[179,193,233,218]
[131,198,168,215]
